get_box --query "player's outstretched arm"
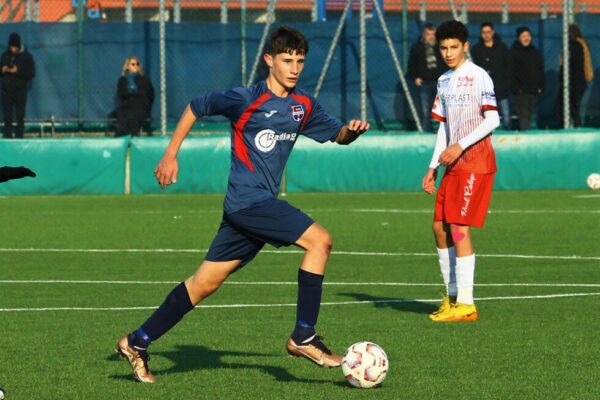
[0,166,36,183]
[154,105,197,190]
[335,119,370,145]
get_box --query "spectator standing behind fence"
[471,22,512,130]
[510,27,544,131]
[1,33,35,139]
[556,24,592,128]
[408,23,445,132]
[114,56,154,136]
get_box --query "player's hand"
[438,143,463,166]
[422,168,437,194]
[154,154,179,190]
[347,119,370,136]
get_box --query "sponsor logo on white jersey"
[254,129,297,153]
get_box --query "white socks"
[436,247,457,297]
[456,254,476,305]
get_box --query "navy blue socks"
[291,269,324,343]
[128,282,194,349]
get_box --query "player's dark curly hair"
[436,20,469,44]
[266,25,309,56]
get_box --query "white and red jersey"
[431,60,497,175]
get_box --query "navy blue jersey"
[190,81,343,213]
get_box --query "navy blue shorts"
[205,198,314,267]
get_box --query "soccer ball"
[587,173,600,190]
[341,341,389,388]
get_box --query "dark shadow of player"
[108,344,332,384]
[339,292,437,315]
[0,166,36,183]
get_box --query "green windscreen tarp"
[0,131,598,194]
[0,138,129,195]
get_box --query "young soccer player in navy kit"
[116,25,370,383]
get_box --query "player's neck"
[265,76,292,98]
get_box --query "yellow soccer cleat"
[428,294,456,320]
[431,302,478,322]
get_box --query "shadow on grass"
[109,344,333,384]
[338,292,437,315]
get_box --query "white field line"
[306,208,600,214]
[0,208,597,215]
[1,292,599,312]
[1,280,600,288]
[0,248,597,260]
[573,194,600,199]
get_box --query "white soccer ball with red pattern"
[587,173,600,190]
[341,341,389,388]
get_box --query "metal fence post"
[447,0,460,21]
[419,2,426,22]
[25,0,32,22]
[173,0,181,23]
[501,3,509,23]
[159,0,167,135]
[33,0,40,22]
[126,0,133,23]
[541,3,548,20]
[402,0,408,68]
[359,0,367,121]
[562,0,571,129]
[221,0,228,24]
[77,0,84,129]
[241,0,247,86]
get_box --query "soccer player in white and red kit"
[422,20,500,322]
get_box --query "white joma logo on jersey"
[264,110,278,118]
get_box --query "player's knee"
[321,231,333,255]
[432,221,445,236]
[311,229,333,256]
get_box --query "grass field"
[0,191,599,399]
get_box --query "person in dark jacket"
[408,23,446,132]
[115,56,154,136]
[510,27,545,131]
[556,24,587,128]
[471,22,512,129]
[1,33,35,139]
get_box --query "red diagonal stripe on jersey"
[290,93,313,131]
[482,105,498,112]
[431,112,446,122]
[233,92,271,172]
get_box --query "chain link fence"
[0,0,598,134]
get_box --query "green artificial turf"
[0,191,598,399]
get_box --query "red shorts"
[434,172,495,228]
